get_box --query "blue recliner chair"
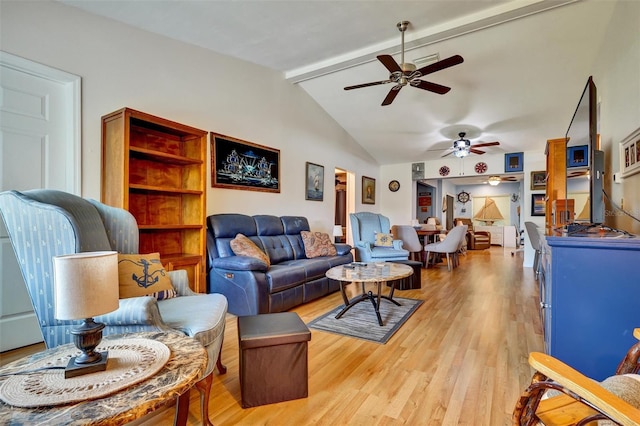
[0,189,227,424]
[349,212,409,262]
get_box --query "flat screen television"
[565,76,604,225]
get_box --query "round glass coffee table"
[326,262,413,326]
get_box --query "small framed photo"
[305,162,324,201]
[567,145,588,168]
[362,176,375,205]
[504,152,524,172]
[531,194,545,217]
[530,171,547,190]
[620,127,640,178]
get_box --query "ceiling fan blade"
[377,55,402,74]
[381,85,402,106]
[412,79,451,95]
[415,54,464,76]
[470,148,486,155]
[344,80,392,90]
[472,141,500,148]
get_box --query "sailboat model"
[474,197,504,225]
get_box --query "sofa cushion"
[374,232,394,247]
[259,235,295,264]
[118,253,177,300]
[231,234,271,267]
[282,258,332,281]
[301,231,337,258]
[265,264,306,293]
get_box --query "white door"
[0,51,81,351]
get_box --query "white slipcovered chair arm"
[96,296,165,326]
[168,269,198,296]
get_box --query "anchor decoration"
[120,257,167,289]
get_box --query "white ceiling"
[60,0,612,169]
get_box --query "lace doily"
[0,338,170,407]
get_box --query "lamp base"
[65,351,109,378]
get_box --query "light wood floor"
[1,246,543,425]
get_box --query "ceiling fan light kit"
[443,132,501,158]
[343,21,463,106]
[488,176,501,186]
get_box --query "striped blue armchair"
[0,189,227,424]
[349,212,409,262]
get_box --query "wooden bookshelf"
[101,108,207,293]
[544,138,567,235]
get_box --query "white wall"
[593,0,640,234]
[0,0,382,236]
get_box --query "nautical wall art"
[211,133,280,192]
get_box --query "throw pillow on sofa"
[301,231,337,258]
[118,253,177,300]
[230,233,271,267]
[374,232,394,247]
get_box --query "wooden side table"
[0,331,206,425]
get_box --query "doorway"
[0,52,81,351]
[335,168,355,245]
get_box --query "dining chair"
[424,225,467,271]
[391,225,423,264]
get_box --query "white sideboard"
[474,225,517,247]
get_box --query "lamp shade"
[332,225,343,237]
[53,251,119,320]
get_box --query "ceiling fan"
[343,21,464,106]
[441,132,500,158]
[487,175,518,186]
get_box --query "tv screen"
[565,76,604,225]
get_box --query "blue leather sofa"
[206,214,353,316]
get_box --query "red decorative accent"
[474,162,488,174]
[439,166,450,176]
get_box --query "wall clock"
[388,180,400,192]
[439,166,450,176]
[474,162,488,174]
[457,191,470,204]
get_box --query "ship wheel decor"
[457,191,470,204]
[474,162,488,174]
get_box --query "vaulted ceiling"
[61,0,615,166]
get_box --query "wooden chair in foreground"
[513,328,640,426]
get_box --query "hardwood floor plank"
[0,247,542,425]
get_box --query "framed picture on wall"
[504,152,524,172]
[620,127,640,178]
[531,194,545,216]
[211,132,280,192]
[567,145,588,168]
[530,171,546,190]
[305,162,324,201]
[362,176,375,204]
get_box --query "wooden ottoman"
[237,312,311,408]
[387,259,422,290]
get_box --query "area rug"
[307,297,423,344]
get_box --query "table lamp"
[53,251,119,378]
[332,225,343,243]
